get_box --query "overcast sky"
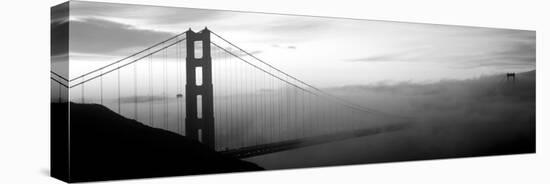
[54,1,535,87]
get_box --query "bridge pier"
[185,28,215,149]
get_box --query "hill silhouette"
[51,103,262,182]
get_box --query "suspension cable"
[69,38,187,88]
[70,31,189,82]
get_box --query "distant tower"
[506,72,516,83]
[185,28,215,149]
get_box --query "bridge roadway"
[219,123,411,159]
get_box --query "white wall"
[0,0,547,183]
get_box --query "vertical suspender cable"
[178,43,181,134]
[224,50,228,149]
[165,47,168,129]
[238,58,242,147]
[150,53,154,126]
[229,50,233,148]
[100,70,103,105]
[58,82,62,103]
[301,87,304,136]
[118,64,121,113]
[268,67,275,142]
[255,64,259,145]
[134,60,138,120]
[164,47,167,129]
[261,68,265,144]
[81,78,85,104]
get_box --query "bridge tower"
[185,28,215,149]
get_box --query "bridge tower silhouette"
[185,28,215,149]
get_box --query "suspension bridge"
[51,28,411,158]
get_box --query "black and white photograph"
[50,1,536,182]
[48,0,536,183]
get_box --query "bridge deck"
[219,123,411,158]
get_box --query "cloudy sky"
[53,1,535,87]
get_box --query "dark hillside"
[51,103,262,182]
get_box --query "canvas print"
[51,1,536,182]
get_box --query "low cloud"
[265,18,327,33]
[346,38,535,70]
[249,71,535,169]
[346,52,409,63]
[271,44,297,50]
[69,18,174,56]
[210,43,263,58]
